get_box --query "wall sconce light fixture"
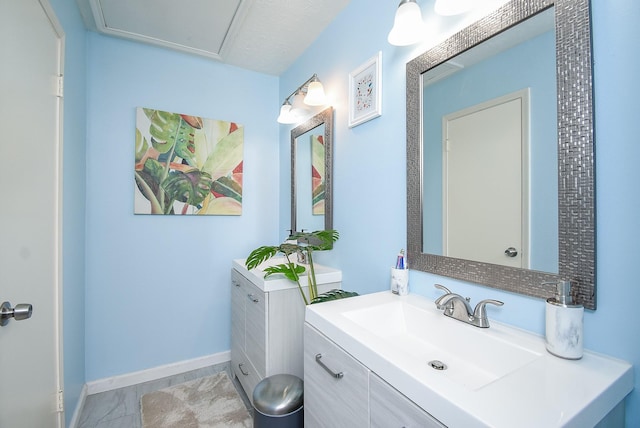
[277,74,327,124]
[388,0,478,47]
[388,0,426,46]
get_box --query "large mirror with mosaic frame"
[406,0,596,309]
[291,107,334,235]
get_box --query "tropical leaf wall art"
[134,107,243,215]
[310,133,325,215]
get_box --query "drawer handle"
[247,294,259,303]
[238,363,249,376]
[233,281,240,287]
[315,353,344,379]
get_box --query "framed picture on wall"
[348,51,382,128]
[134,107,244,216]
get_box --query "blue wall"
[48,0,87,425]
[83,34,279,380]
[280,0,640,424]
[47,0,639,424]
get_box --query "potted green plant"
[245,229,357,305]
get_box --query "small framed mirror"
[291,107,334,234]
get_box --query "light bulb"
[290,91,309,116]
[304,81,327,106]
[388,0,425,46]
[277,103,297,124]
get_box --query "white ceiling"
[76,0,351,76]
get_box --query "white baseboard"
[68,383,88,428]
[86,351,231,395]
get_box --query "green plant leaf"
[199,196,241,215]
[172,118,197,164]
[146,110,177,153]
[246,246,280,270]
[143,158,165,181]
[211,176,242,202]
[202,127,244,180]
[146,110,196,165]
[312,183,325,205]
[310,289,359,304]
[135,159,171,213]
[142,108,157,120]
[135,128,149,162]
[291,229,339,250]
[193,120,234,171]
[136,158,166,200]
[263,264,306,282]
[134,171,163,214]
[162,169,213,206]
[135,169,159,201]
[279,242,301,256]
[244,229,340,306]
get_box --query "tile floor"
[77,363,252,428]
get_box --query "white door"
[443,90,529,268]
[0,0,64,426]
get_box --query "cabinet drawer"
[244,281,267,376]
[304,323,369,428]
[231,348,262,405]
[370,373,445,428]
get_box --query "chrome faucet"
[434,284,504,328]
[434,286,474,320]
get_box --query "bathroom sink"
[305,291,633,427]
[342,300,541,390]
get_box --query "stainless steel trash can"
[253,374,303,428]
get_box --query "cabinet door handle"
[315,353,344,379]
[247,294,259,303]
[233,281,240,287]
[238,363,249,376]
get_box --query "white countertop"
[232,257,342,292]
[305,291,634,427]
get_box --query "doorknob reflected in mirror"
[504,247,518,258]
[0,301,33,326]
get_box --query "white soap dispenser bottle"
[545,280,584,359]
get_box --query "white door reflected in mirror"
[443,92,527,269]
[420,8,558,274]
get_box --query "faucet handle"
[434,284,453,309]
[434,284,452,294]
[472,299,504,328]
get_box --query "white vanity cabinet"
[305,292,633,427]
[230,270,265,401]
[231,259,341,403]
[304,323,369,427]
[370,373,445,428]
[304,323,445,428]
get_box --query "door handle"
[0,301,33,326]
[504,247,518,258]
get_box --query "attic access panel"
[89,0,247,60]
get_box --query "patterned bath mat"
[141,372,252,428]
